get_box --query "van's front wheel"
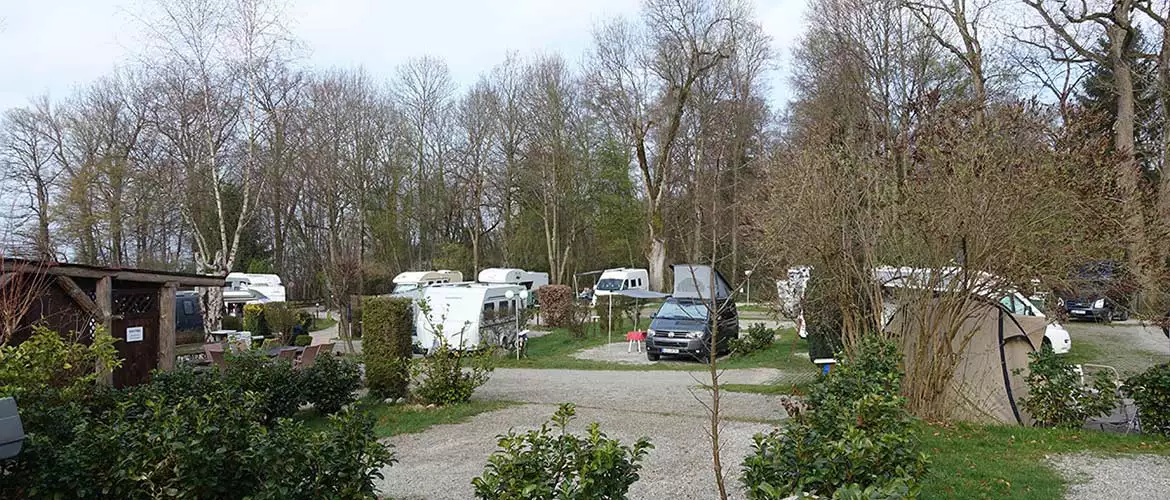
[647,352,660,361]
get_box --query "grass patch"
[1063,339,1109,366]
[310,317,338,332]
[722,379,816,395]
[301,400,517,438]
[920,422,1170,499]
[496,325,813,372]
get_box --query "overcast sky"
[0,0,806,112]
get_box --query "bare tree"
[587,0,734,291]
[1,98,60,259]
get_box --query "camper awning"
[614,289,669,299]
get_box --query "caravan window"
[182,301,195,315]
[500,300,514,316]
[596,278,623,291]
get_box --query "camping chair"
[1077,363,1137,433]
[297,345,322,369]
[276,348,297,362]
[203,344,227,373]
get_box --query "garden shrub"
[1018,347,1118,429]
[1125,363,1170,437]
[263,302,298,343]
[303,353,361,414]
[223,350,305,424]
[730,323,776,357]
[412,342,493,406]
[251,406,396,500]
[1,333,392,499]
[362,296,414,398]
[596,295,638,330]
[538,284,574,327]
[0,326,121,400]
[472,403,652,499]
[297,309,316,332]
[741,336,929,499]
[243,303,270,337]
[294,334,313,346]
[221,314,244,331]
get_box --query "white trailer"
[391,270,464,297]
[415,283,527,350]
[477,268,550,303]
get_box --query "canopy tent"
[604,288,670,349]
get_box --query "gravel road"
[1052,453,1170,500]
[375,368,791,499]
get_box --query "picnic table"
[266,346,305,357]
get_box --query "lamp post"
[745,269,753,304]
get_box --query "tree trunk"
[1109,21,1150,289]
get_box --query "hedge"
[538,285,574,327]
[362,296,414,398]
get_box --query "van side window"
[182,301,195,315]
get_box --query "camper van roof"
[671,264,732,299]
[226,273,282,285]
[478,268,523,283]
[393,270,462,284]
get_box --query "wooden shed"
[1,258,225,387]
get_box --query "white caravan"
[390,270,464,298]
[224,273,287,304]
[477,268,549,304]
[414,283,527,350]
[594,268,650,297]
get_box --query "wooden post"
[96,276,113,386]
[158,282,177,371]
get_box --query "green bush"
[741,337,929,499]
[412,343,493,406]
[1018,347,1118,429]
[730,323,776,357]
[362,296,414,399]
[264,303,298,343]
[297,309,316,332]
[1,328,393,499]
[304,354,361,414]
[223,350,304,424]
[251,406,396,500]
[294,334,313,347]
[472,403,652,499]
[243,304,270,337]
[221,315,244,331]
[1126,363,1170,436]
[537,285,574,327]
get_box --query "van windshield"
[392,283,419,294]
[596,278,625,291]
[655,301,709,321]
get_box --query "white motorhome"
[477,268,549,304]
[414,283,527,350]
[390,270,464,298]
[224,273,287,305]
[594,268,650,297]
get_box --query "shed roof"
[2,258,226,287]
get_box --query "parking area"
[1064,320,1170,374]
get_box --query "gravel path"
[1052,453,1170,500]
[375,368,790,499]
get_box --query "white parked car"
[999,292,1071,354]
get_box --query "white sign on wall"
[126,326,144,342]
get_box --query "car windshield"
[596,278,624,291]
[392,283,419,294]
[655,301,709,321]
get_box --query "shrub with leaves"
[221,315,244,332]
[362,296,414,398]
[303,353,361,414]
[223,350,305,424]
[538,285,574,327]
[1125,363,1170,437]
[472,403,652,499]
[741,336,929,499]
[263,302,298,343]
[244,303,270,337]
[297,309,316,332]
[0,326,121,400]
[412,342,494,406]
[294,334,312,347]
[1017,347,1118,429]
[730,323,776,357]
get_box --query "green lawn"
[496,323,813,372]
[302,400,516,438]
[919,422,1170,499]
[310,317,338,332]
